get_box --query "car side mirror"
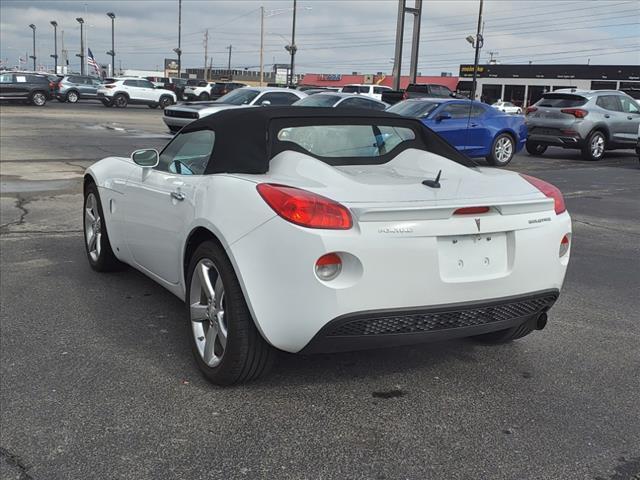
[436,112,452,122]
[261,100,271,106]
[131,149,159,168]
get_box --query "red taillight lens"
[520,174,566,215]
[525,106,537,115]
[454,206,490,215]
[257,183,352,230]
[559,234,570,257]
[402,91,408,100]
[315,253,342,281]
[105,84,116,89]
[560,108,588,118]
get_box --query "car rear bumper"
[528,133,584,148]
[300,289,558,353]
[229,210,572,353]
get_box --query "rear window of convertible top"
[277,124,416,158]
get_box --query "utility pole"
[226,45,232,76]
[203,29,209,81]
[50,21,58,73]
[76,17,85,75]
[174,0,182,78]
[391,0,406,90]
[106,12,115,77]
[259,6,264,86]
[61,29,68,73]
[408,0,422,84]
[288,0,297,86]
[470,0,484,102]
[28,24,36,70]
[208,56,213,80]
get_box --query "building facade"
[458,64,640,106]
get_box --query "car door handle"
[470,123,478,127]
[628,116,634,120]
[604,114,610,118]
[170,191,185,201]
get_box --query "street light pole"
[106,12,115,77]
[470,0,484,102]
[28,24,36,70]
[391,0,406,91]
[226,45,232,76]
[289,0,297,86]
[176,0,182,78]
[76,17,85,75]
[259,6,264,86]
[408,0,422,84]
[50,21,58,73]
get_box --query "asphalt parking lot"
[1,101,639,480]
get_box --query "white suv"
[97,77,177,109]
[340,84,392,101]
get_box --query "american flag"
[87,48,100,75]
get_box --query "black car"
[0,72,55,106]
[210,82,246,100]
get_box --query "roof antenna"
[422,170,442,189]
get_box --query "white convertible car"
[84,107,571,385]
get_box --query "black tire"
[66,90,79,103]
[581,130,606,161]
[526,141,548,156]
[185,240,275,385]
[169,126,181,134]
[198,92,210,101]
[30,91,47,106]
[486,133,515,167]
[148,104,159,109]
[159,96,173,109]
[57,96,67,103]
[83,182,123,272]
[113,94,128,108]
[101,99,113,107]
[473,316,537,344]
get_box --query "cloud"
[1,0,638,74]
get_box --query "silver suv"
[525,89,640,160]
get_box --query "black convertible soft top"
[179,106,475,174]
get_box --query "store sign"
[164,58,179,76]
[275,68,289,84]
[318,74,342,81]
[459,64,639,80]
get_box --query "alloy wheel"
[33,93,46,106]
[495,136,513,164]
[68,91,79,103]
[84,193,102,262]
[591,133,605,158]
[190,259,228,367]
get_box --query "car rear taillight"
[256,183,352,230]
[559,234,571,257]
[105,84,116,89]
[520,174,566,215]
[454,206,490,215]
[560,108,588,118]
[315,253,342,281]
[525,106,538,115]
[402,91,408,100]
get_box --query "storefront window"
[504,85,525,107]
[591,81,617,90]
[481,84,502,104]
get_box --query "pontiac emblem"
[475,218,481,232]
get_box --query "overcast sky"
[1,0,638,75]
